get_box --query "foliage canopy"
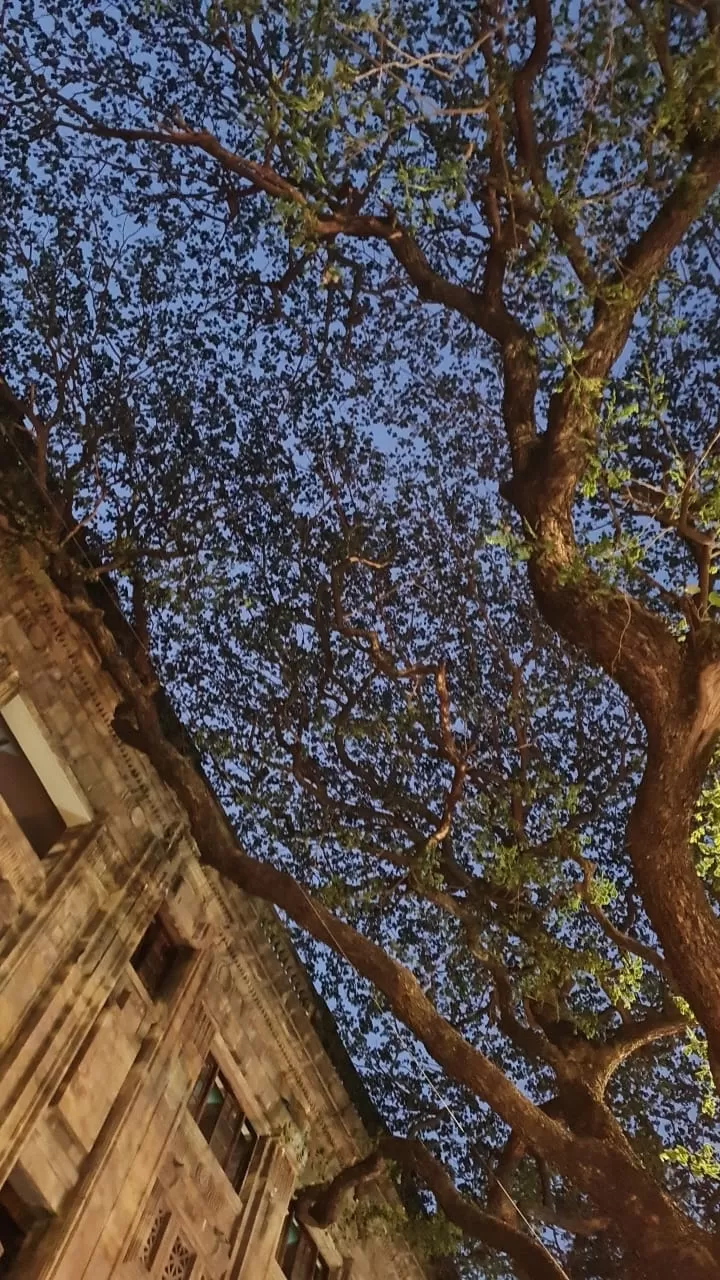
[2,1,720,1276]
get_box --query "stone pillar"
[22,1023,163,1280]
[232,1138,296,1280]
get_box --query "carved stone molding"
[0,645,19,704]
[231,1137,296,1280]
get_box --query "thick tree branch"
[1,413,718,1273]
[577,861,674,982]
[510,0,597,291]
[295,1151,384,1229]
[381,1136,568,1280]
[28,547,711,1271]
[59,102,512,332]
[298,1137,570,1280]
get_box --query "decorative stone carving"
[192,1162,225,1219]
[161,1234,195,1280]
[140,1204,170,1268]
[0,646,19,703]
[161,1116,238,1243]
[213,956,239,998]
[0,874,18,925]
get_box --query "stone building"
[0,536,427,1280]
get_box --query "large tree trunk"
[508,464,720,1077]
[42,550,720,1280]
[627,745,720,1069]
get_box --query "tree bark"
[40,551,720,1280]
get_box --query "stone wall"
[0,538,427,1280]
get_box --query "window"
[0,713,64,856]
[0,1195,25,1276]
[277,1214,331,1280]
[0,696,91,857]
[188,1055,257,1192]
[130,916,186,1001]
[0,1178,36,1277]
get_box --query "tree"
[2,1,720,1275]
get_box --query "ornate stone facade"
[0,539,427,1280]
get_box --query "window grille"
[140,1205,169,1269]
[161,1235,195,1280]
